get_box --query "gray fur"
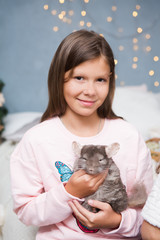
[72,141,148,213]
[73,142,128,213]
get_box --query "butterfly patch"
[55,161,73,182]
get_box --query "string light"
[133,38,138,43]
[62,17,67,22]
[133,57,138,62]
[154,81,159,87]
[137,27,143,33]
[43,5,48,10]
[132,63,137,69]
[68,10,74,16]
[58,14,63,19]
[132,11,138,17]
[79,21,85,26]
[51,10,57,15]
[107,17,112,22]
[136,5,141,10]
[84,0,89,3]
[119,45,124,51]
[59,0,65,4]
[118,28,123,33]
[81,11,86,16]
[53,26,59,32]
[112,6,117,11]
[153,56,159,62]
[114,59,118,65]
[145,34,151,39]
[133,45,139,51]
[61,11,66,16]
[86,22,92,27]
[67,19,72,24]
[146,46,151,52]
[149,70,154,76]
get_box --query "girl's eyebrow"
[100,72,112,78]
[94,72,112,79]
[72,71,111,77]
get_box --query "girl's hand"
[68,199,122,229]
[65,169,108,198]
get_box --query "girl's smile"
[77,98,96,107]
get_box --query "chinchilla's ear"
[72,141,82,157]
[105,143,120,158]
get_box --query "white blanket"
[141,174,160,228]
[0,141,37,240]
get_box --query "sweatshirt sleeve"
[141,174,160,228]
[10,133,82,227]
[101,131,153,238]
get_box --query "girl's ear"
[105,143,120,158]
[72,141,82,157]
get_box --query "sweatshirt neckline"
[55,116,110,142]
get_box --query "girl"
[10,30,153,240]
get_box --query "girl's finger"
[74,169,87,177]
[70,200,91,216]
[93,169,108,187]
[68,200,89,223]
[88,199,110,211]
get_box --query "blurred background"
[1,0,160,113]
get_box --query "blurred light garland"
[43,0,160,89]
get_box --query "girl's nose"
[83,81,96,96]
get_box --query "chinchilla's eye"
[80,157,87,161]
[99,158,107,165]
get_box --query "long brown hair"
[41,29,120,122]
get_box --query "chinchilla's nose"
[88,168,95,174]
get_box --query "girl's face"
[63,56,110,118]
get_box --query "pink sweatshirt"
[10,117,153,240]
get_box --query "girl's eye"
[75,76,84,81]
[97,78,107,82]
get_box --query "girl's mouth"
[77,98,96,106]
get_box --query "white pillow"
[149,127,160,138]
[113,87,160,139]
[2,112,42,142]
[122,84,148,92]
[154,92,160,109]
